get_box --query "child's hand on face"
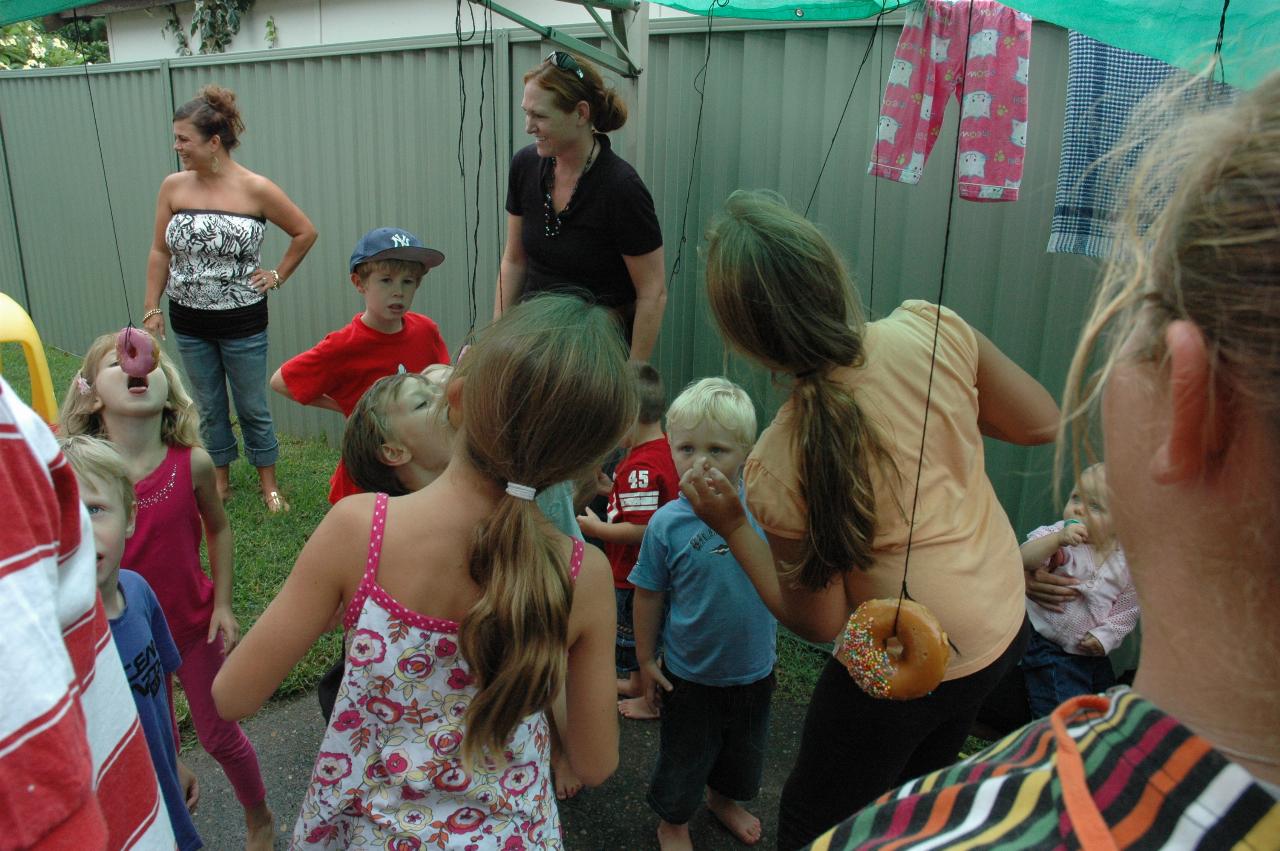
[1061,519,1089,546]
[208,605,240,655]
[576,506,606,537]
[680,463,747,539]
[1078,634,1105,656]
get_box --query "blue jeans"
[174,330,279,468]
[1021,627,1116,718]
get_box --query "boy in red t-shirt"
[270,227,451,503]
[578,363,678,720]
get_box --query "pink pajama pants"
[868,0,1032,202]
[177,634,267,808]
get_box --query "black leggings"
[776,617,1030,850]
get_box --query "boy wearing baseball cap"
[270,227,450,503]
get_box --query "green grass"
[3,342,830,716]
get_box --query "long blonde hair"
[705,190,897,591]
[1059,72,1280,488]
[455,294,636,768]
[59,330,203,449]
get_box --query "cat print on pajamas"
[888,59,914,88]
[920,94,934,121]
[968,29,998,59]
[1015,55,1030,85]
[903,4,924,28]
[902,152,925,183]
[961,91,992,120]
[930,36,950,62]
[958,151,987,179]
[979,178,1021,198]
[876,115,901,145]
[1010,120,1028,148]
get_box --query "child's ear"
[1151,320,1229,484]
[351,272,365,291]
[378,441,412,468]
[125,507,137,539]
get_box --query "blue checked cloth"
[1048,32,1233,259]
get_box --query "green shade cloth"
[652,0,1278,90]
[0,0,89,27]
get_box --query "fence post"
[0,93,32,315]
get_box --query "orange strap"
[1050,695,1120,851]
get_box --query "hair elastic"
[506,482,537,501]
[75,374,92,396]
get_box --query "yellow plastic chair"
[0,292,58,423]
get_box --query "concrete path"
[187,689,809,849]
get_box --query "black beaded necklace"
[543,137,598,238]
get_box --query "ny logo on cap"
[391,233,411,247]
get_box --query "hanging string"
[868,8,887,317]
[1212,0,1230,84]
[465,0,495,334]
[455,0,478,333]
[894,0,976,636]
[73,11,132,323]
[487,0,501,337]
[665,0,729,286]
[803,7,893,217]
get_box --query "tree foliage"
[0,18,108,69]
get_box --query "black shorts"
[646,667,776,824]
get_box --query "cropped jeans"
[174,330,279,468]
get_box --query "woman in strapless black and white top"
[144,84,316,513]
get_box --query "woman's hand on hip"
[249,267,281,294]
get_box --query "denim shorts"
[646,667,776,825]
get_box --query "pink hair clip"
[75,374,92,396]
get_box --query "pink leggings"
[177,635,267,808]
[869,0,1032,202]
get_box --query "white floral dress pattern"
[293,493,581,850]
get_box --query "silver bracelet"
[142,307,163,322]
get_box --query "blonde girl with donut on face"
[680,190,1060,849]
[804,71,1280,849]
[1018,463,1137,718]
[59,329,275,850]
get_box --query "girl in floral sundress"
[215,294,636,849]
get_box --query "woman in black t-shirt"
[495,52,666,361]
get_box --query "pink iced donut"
[116,327,157,378]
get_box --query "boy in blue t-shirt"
[62,436,203,851]
[628,377,777,850]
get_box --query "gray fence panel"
[0,102,23,308]
[643,19,1096,534]
[0,21,1099,534]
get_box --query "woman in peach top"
[682,191,1059,849]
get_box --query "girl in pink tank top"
[60,329,275,849]
[215,295,638,849]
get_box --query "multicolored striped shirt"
[808,688,1280,850]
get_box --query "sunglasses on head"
[545,50,585,80]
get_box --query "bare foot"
[617,676,641,698]
[552,750,582,800]
[657,820,694,851]
[245,802,275,851]
[707,789,762,845]
[618,695,660,720]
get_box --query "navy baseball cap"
[349,227,445,273]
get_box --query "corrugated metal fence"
[0,17,1098,534]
